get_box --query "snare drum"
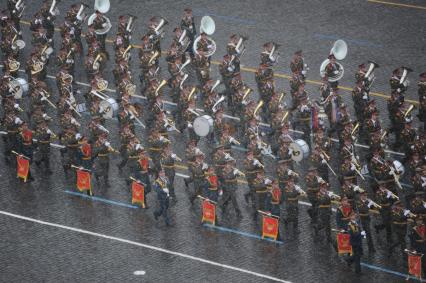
[100,98,119,119]
[193,115,214,137]
[10,78,29,99]
[289,139,310,162]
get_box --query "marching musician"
[148,129,169,174]
[409,216,426,274]
[290,50,307,78]
[336,196,353,230]
[294,93,312,146]
[244,150,264,206]
[180,8,196,58]
[213,144,228,188]
[346,212,364,274]
[374,183,394,245]
[357,191,377,252]
[390,67,408,94]
[265,180,282,219]
[317,182,333,242]
[60,126,80,178]
[153,169,171,226]
[92,10,108,55]
[135,146,152,202]
[418,72,426,130]
[305,167,321,226]
[34,120,53,175]
[220,159,242,218]
[92,134,113,188]
[389,201,412,257]
[186,152,208,205]
[284,176,303,231]
[325,54,340,89]
[161,145,178,201]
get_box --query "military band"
[0,1,425,277]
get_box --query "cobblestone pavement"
[0,0,425,282]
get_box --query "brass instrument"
[187,86,197,101]
[280,111,289,123]
[65,99,82,117]
[153,17,168,35]
[96,78,109,92]
[76,3,89,21]
[404,104,415,118]
[327,191,341,200]
[106,144,119,153]
[228,136,241,145]
[294,185,307,196]
[8,59,20,72]
[242,87,253,103]
[93,53,103,70]
[367,198,382,209]
[164,117,181,133]
[49,0,60,17]
[380,130,388,141]
[253,100,264,116]
[171,153,182,162]
[148,50,160,65]
[39,89,57,109]
[351,123,360,135]
[212,95,225,113]
[278,92,286,103]
[126,15,137,33]
[31,61,45,75]
[122,45,133,61]
[193,16,216,58]
[15,0,26,18]
[386,189,399,200]
[155,79,168,96]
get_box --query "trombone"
[367,198,382,209]
[155,79,167,97]
[253,100,264,116]
[386,189,399,200]
[187,86,197,101]
[39,89,57,109]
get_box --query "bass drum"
[10,78,29,99]
[100,98,119,119]
[289,139,310,162]
[193,115,214,137]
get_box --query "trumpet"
[171,153,182,162]
[253,158,265,168]
[295,185,307,196]
[351,123,360,135]
[320,150,331,161]
[233,168,245,177]
[40,89,57,109]
[148,50,160,65]
[163,117,181,133]
[96,123,110,134]
[367,198,382,209]
[187,86,197,101]
[178,58,191,74]
[386,189,399,200]
[253,100,264,116]
[229,136,241,145]
[287,169,299,177]
[352,185,365,193]
[65,99,82,117]
[380,130,388,141]
[126,15,137,33]
[155,79,168,96]
[404,104,415,118]
[406,210,417,218]
[212,95,226,113]
[122,45,133,60]
[351,162,366,180]
[31,61,45,75]
[327,191,341,200]
[47,128,58,139]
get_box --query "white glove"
[301,70,307,75]
[261,132,266,137]
[353,186,361,192]
[350,164,356,171]
[42,113,48,118]
[288,169,295,175]
[14,117,22,124]
[14,103,19,109]
[219,190,223,196]
[40,96,47,101]
[163,188,169,196]
[301,105,309,112]
[423,202,426,209]
[317,177,325,184]
[264,178,272,185]
[386,191,392,198]
[233,169,239,175]
[104,141,111,147]
[202,163,208,170]
[389,169,394,176]
[361,231,366,237]
[171,153,176,159]
[333,70,339,75]
[321,159,327,164]
[187,122,193,128]
[102,23,108,28]
[367,200,374,208]
[135,144,142,150]
[253,159,260,166]
[362,94,368,100]
[403,209,411,217]
[397,88,401,93]
[66,59,74,64]
[46,129,52,134]
[159,136,165,141]
[224,153,231,160]
[304,64,308,68]
[227,66,234,72]
[288,148,293,155]
[75,133,82,140]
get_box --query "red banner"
[131,181,145,208]
[17,155,29,182]
[202,200,216,225]
[76,169,91,192]
[337,232,352,255]
[408,254,422,279]
[262,215,279,240]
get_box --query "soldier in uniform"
[317,182,333,242]
[374,183,394,245]
[336,196,353,230]
[220,159,243,218]
[389,67,408,94]
[148,129,169,175]
[92,134,113,188]
[389,201,409,256]
[34,121,53,174]
[161,145,178,200]
[290,50,307,78]
[92,10,109,55]
[60,126,80,177]
[346,212,364,274]
[418,72,426,130]
[294,93,312,146]
[186,152,208,205]
[284,176,303,231]
[244,150,264,206]
[357,191,377,252]
[77,136,92,170]
[325,54,341,89]
[153,169,171,226]
[306,167,321,225]
[180,8,196,58]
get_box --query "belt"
[299,117,311,121]
[225,179,237,183]
[23,142,32,145]
[380,203,391,207]
[209,187,218,191]
[148,147,162,151]
[255,190,268,193]
[82,157,91,160]
[98,153,109,157]
[67,144,79,148]
[287,198,298,201]
[416,240,425,243]
[7,130,18,133]
[343,176,356,180]
[129,156,139,159]
[162,165,174,168]
[319,205,331,208]
[393,222,407,225]
[359,213,369,217]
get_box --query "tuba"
[8,59,20,72]
[193,16,216,58]
[319,40,348,82]
[364,60,379,89]
[87,0,112,35]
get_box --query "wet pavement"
[0,0,425,282]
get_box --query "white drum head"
[194,115,213,137]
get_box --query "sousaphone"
[87,0,112,35]
[319,40,348,82]
[193,16,216,57]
